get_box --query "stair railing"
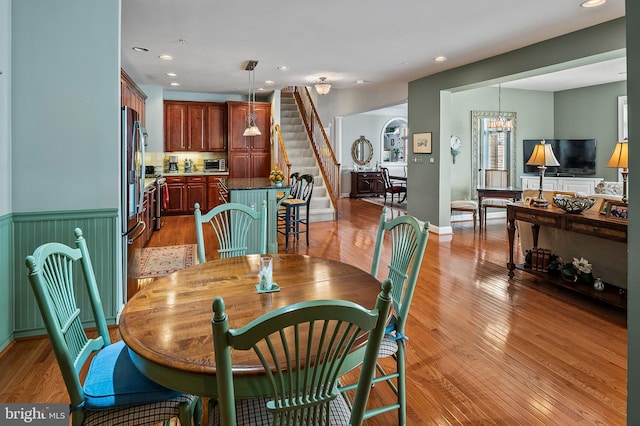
[274,124,292,184]
[292,86,340,217]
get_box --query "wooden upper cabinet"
[227,101,271,179]
[206,103,227,151]
[165,102,188,151]
[120,69,147,123]
[164,101,227,152]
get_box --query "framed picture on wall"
[413,132,432,154]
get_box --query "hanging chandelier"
[243,60,261,137]
[487,83,512,133]
[315,77,331,95]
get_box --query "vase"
[593,277,605,292]
[275,182,283,187]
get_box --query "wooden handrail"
[292,87,340,218]
[274,124,292,184]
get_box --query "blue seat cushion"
[83,340,182,410]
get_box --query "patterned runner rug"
[131,244,198,278]
[361,196,407,211]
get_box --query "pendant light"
[243,60,261,137]
[487,83,512,133]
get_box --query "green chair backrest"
[24,228,110,413]
[212,279,393,426]
[194,200,267,263]
[371,207,429,335]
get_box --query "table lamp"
[607,139,628,204]
[526,140,560,207]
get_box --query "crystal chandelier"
[243,60,261,137]
[487,83,512,133]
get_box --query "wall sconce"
[526,140,560,207]
[607,139,629,204]
[315,77,331,95]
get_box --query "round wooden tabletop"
[118,254,381,397]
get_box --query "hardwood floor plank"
[1,198,626,425]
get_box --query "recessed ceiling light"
[166,72,177,77]
[257,87,266,91]
[356,80,365,84]
[580,0,606,7]
[159,54,173,60]
[170,82,180,86]
[434,56,447,62]
[132,46,149,52]
[277,66,289,71]
[265,80,275,85]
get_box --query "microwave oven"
[204,159,225,171]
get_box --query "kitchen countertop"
[161,170,229,176]
[227,177,290,190]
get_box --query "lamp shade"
[607,140,628,168]
[526,140,560,167]
[243,125,261,137]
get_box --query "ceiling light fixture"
[487,83,513,133]
[132,46,149,52]
[433,56,447,62]
[159,54,173,60]
[580,0,606,8]
[243,60,261,137]
[166,72,177,77]
[315,77,331,95]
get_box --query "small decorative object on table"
[269,166,285,187]
[256,255,279,293]
[593,277,605,292]
[552,196,596,213]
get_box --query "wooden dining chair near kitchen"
[25,228,202,426]
[195,200,267,262]
[209,279,394,426]
[277,173,314,249]
[339,207,429,425]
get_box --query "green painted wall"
[554,81,627,181]
[0,215,12,350]
[625,0,639,422]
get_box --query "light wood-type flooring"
[1,198,627,425]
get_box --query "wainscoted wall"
[0,214,12,351]
[12,209,118,338]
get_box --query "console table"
[350,171,384,198]
[507,202,627,308]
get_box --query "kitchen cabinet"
[164,101,227,152]
[186,176,207,213]
[164,176,187,214]
[120,69,146,123]
[227,101,271,178]
[207,175,229,211]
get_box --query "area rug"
[361,197,407,211]
[131,244,198,278]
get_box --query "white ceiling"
[121,0,625,96]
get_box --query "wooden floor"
[0,198,627,425]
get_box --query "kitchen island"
[227,178,292,253]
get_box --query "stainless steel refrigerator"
[121,106,146,303]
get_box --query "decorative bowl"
[552,196,596,213]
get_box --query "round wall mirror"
[352,136,373,166]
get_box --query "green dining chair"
[209,278,394,426]
[194,200,267,263]
[340,207,430,425]
[24,228,202,426]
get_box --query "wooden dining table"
[118,254,382,398]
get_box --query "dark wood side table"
[476,186,522,229]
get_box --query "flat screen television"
[523,139,597,176]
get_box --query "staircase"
[280,93,334,222]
